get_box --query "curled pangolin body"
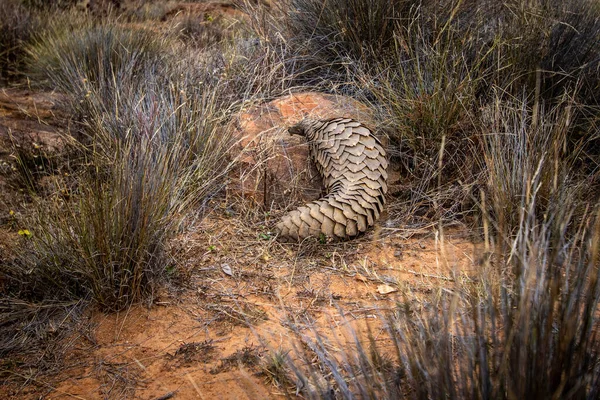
[276,117,388,240]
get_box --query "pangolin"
[276,117,388,241]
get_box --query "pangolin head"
[288,118,322,139]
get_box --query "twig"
[154,391,177,400]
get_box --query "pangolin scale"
[276,117,388,240]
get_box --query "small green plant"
[258,233,271,240]
[262,349,295,392]
[318,232,327,244]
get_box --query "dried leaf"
[377,284,397,295]
[221,263,233,276]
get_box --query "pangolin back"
[277,117,388,240]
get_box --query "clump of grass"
[262,349,296,393]
[0,0,41,82]
[0,297,90,389]
[25,21,170,106]
[363,19,491,223]
[2,21,234,311]
[282,0,404,64]
[12,80,232,309]
[493,0,600,105]
[276,0,600,103]
[481,94,596,239]
[237,0,361,91]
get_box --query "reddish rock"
[0,88,67,154]
[229,92,374,209]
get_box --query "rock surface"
[229,92,374,209]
